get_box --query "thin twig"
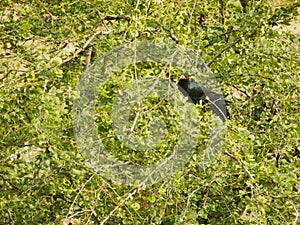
[104,15,130,21]
[224,82,250,98]
[182,187,201,218]
[0,69,31,83]
[85,46,93,70]
[268,194,300,199]
[203,29,238,48]
[293,205,299,225]
[62,30,112,65]
[227,73,276,82]
[224,151,256,182]
[263,52,294,62]
[129,110,141,135]
[207,38,242,67]
[188,0,197,28]
[0,174,23,193]
[100,145,179,224]
[219,0,225,25]
[89,205,101,224]
[100,188,138,225]
[162,27,179,43]
[66,174,95,219]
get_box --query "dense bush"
[0,0,299,224]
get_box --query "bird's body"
[177,78,206,104]
[177,75,231,122]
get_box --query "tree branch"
[207,38,242,67]
[293,204,299,225]
[104,15,130,21]
[268,194,300,199]
[0,69,31,83]
[224,151,256,182]
[62,29,113,65]
[100,188,138,225]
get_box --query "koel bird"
[177,74,231,122]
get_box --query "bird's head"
[180,73,194,79]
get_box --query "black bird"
[177,74,231,122]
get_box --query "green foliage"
[0,0,299,224]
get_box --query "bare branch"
[293,204,299,225]
[162,27,179,43]
[66,174,95,219]
[188,0,197,28]
[207,38,242,67]
[219,0,225,25]
[0,69,31,83]
[224,151,256,182]
[224,82,250,98]
[104,15,130,21]
[203,29,238,48]
[62,30,113,65]
[100,188,138,225]
[85,46,93,70]
[0,174,23,193]
[268,194,300,199]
